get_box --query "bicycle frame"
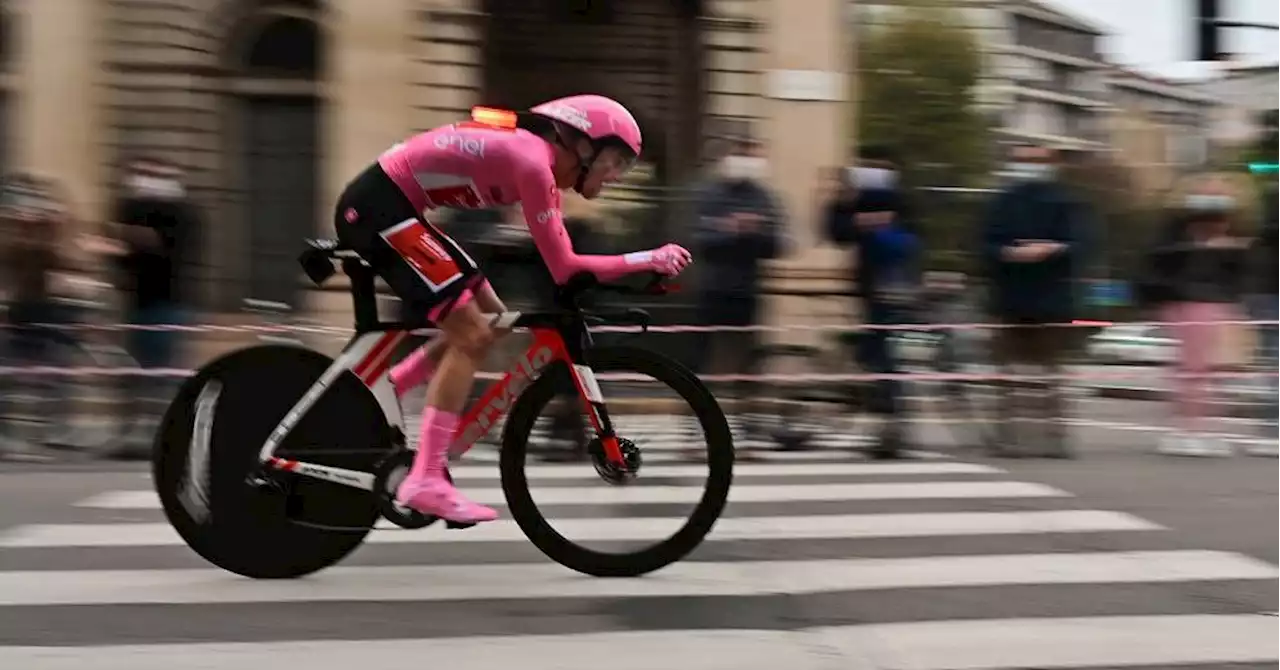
[238,318,617,494]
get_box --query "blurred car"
[1086,324,1176,365]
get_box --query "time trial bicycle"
[151,238,734,579]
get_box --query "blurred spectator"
[825,154,919,459]
[980,143,1087,459]
[1141,173,1250,457]
[1254,188,1274,430]
[692,133,785,460]
[108,157,200,459]
[0,173,77,461]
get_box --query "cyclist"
[334,95,692,525]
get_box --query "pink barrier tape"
[0,367,1274,382]
[3,319,1279,334]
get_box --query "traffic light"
[1195,0,1222,61]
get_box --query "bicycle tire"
[152,344,391,579]
[499,345,734,577]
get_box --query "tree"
[855,2,992,273]
[856,1,991,188]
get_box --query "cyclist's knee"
[440,303,494,361]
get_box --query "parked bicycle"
[745,279,996,453]
[152,238,734,579]
[0,276,143,457]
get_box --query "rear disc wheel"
[152,345,392,579]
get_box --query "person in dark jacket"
[980,143,1086,458]
[826,161,919,458]
[692,134,785,459]
[1248,182,1277,452]
[110,157,200,458]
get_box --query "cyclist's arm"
[515,162,647,285]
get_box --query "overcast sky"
[1042,0,1278,79]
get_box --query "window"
[1013,15,1097,61]
[245,16,320,77]
[551,0,614,24]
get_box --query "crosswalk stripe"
[0,550,1269,606]
[73,480,1062,510]
[73,460,1004,506]
[457,448,948,463]
[1,615,1273,670]
[0,510,1163,548]
[823,614,1280,669]
[3,441,1274,670]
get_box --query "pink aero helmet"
[528,94,642,158]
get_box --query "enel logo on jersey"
[433,134,486,158]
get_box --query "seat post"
[343,258,380,333]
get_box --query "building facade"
[1105,67,1217,199]
[1187,62,1279,154]
[1,0,855,311]
[855,0,1112,151]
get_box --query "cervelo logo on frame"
[539,104,592,132]
[433,133,486,158]
[455,345,556,450]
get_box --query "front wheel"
[499,345,734,577]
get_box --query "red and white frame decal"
[352,331,407,388]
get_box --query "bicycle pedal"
[445,520,476,530]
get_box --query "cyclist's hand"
[644,243,692,276]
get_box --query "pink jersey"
[378,123,644,285]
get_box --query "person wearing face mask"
[0,174,77,461]
[1139,175,1249,457]
[691,133,785,460]
[108,157,200,459]
[825,150,919,459]
[1246,183,1277,454]
[980,143,1087,459]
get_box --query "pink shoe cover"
[396,475,498,524]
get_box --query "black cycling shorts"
[334,163,484,322]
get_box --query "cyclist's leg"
[388,337,445,396]
[334,162,499,523]
[400,301,499,522]
[388,279,504,395]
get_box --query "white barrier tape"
[4,319,1279,335]
[0,367,1274,382]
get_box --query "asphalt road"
[0,413,1274,670]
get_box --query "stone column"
[325,0,416,229]
[757,0,856,350]
[311,0,416,321]
[16,0,105,224]
[760,0,852,258]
